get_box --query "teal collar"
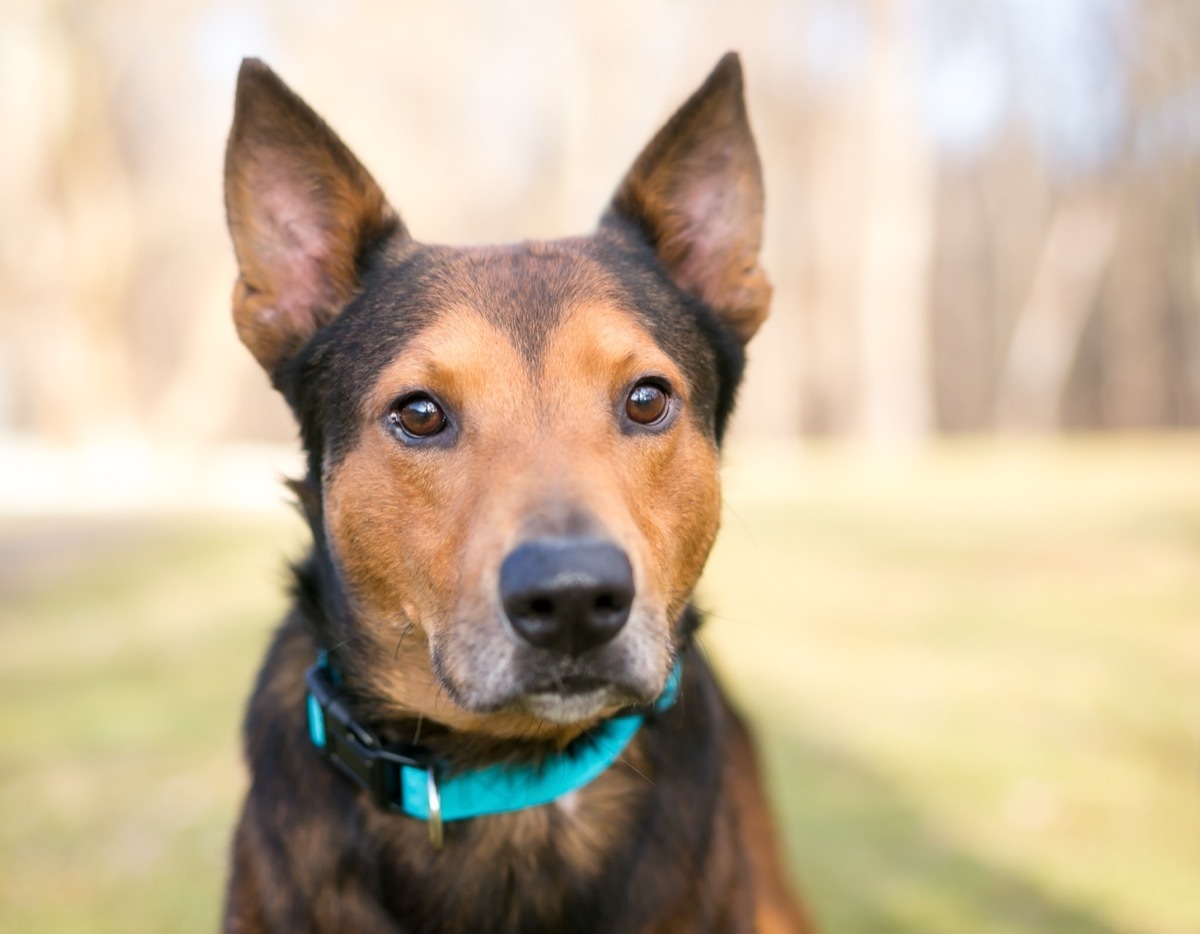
[304,658,682,846]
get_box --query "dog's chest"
[364,763,649,929]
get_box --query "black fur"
[231,612,748,932]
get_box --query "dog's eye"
[390,394,447,438]
[625,381,670,426]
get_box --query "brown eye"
[625,381,669,426]
[391,395,446,438]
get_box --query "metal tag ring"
[426,766,444,850]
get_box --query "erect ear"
[603,52,771,344]
[224,59,403,377]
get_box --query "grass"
[0,517,306,933]
[1,437,1197,932]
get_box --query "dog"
[221,51,810,933]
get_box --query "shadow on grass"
[759,717,1137,934]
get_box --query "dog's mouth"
[427,604,669,726]
[526,674,610,695]
[513,675,623,724]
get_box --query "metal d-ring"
[426,765,444,850]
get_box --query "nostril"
[592,591,630,619]
[529,597,554,617]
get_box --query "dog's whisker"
[615,753,655,788]
[696,609,758,627]
[393,621,415,661]
[322,631,367,655]
[720,500,758,547]
[579,727,655,789]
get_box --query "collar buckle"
[304,663,429,813]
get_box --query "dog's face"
[225,55,769,735]
[311,244,727,726]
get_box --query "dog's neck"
[303,645,683,841]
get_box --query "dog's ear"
[224,59,403,376]
[603,52,770,344]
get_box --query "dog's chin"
[517,685,624,725]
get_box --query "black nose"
[500,537,634,656]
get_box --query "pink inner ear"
[254,172,337,320]
[670,168,753,297]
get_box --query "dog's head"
[225,54,769,736]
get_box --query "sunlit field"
[1,439,1197,933]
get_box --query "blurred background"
[1,0,1197,931]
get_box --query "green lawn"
[1,438,1197,932]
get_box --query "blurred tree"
[0,0,1196,444]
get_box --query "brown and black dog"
[222,52,810,933]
